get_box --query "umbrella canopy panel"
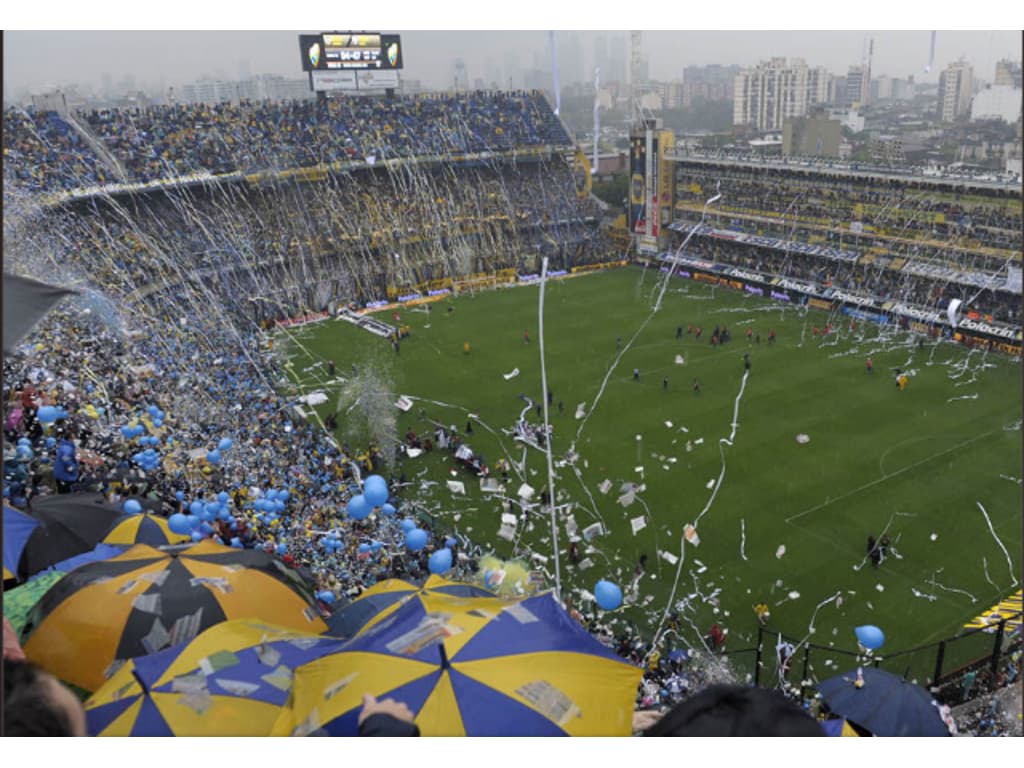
[21,540,327,692]
[816,667,950,737]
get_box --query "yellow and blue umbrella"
[86,620,343,736]
[102,513,190,547]
[325,575,495,638]
[282,591,643,736]
[22,540,328,692]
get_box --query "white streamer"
[976,501,1019,587]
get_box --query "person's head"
[3,659,87,736]
[644,684,824,737]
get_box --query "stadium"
[2,30,1021,738]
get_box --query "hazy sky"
[4,3,1022,95]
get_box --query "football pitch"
[282,267,1021,680]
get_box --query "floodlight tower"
[629,30,642,127]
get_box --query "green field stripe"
[783,429,998,523]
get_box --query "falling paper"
[199,650,241,676]
[660,550,679,565]
[788,591,800,600]
[131,593,162,615]
[598,479,612,495]
[177,690,214,715]
[406,448,424,458]
[796,434,810,444]
[257,642,282,668]
[705,478,715,490]
[775,545,786,559]
[684,524,700,547]
[618,489,636,508]
[518,483,535,500]
[582,523,604,542]
[447,480,466,495]
[578,558,594,570]
[575,403,586,419]
[630,516,647,535]
[141,618,171,654]
[930,533,938,541]
[674,354,685,365]
[261,665,294,692]
[394,396,414,412]
[215,679,261,697]
[503,368,520,380]
[664,420,674,428]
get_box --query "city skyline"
[4,30,1022,101]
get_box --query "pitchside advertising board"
[658,253,1022,354]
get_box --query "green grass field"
[282,267,1021,682]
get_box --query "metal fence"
[741,611,1022,701]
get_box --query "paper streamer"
[977,501,1019,587]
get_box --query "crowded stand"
[4,92,573,193]
[670,159,1022,328]
[3,89,1020,737]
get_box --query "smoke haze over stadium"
[4,26,1021,97]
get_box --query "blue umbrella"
[816,667,950,736]
[3,504,40,581]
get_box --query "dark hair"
[644,684,824,737]
[2,658,77,736]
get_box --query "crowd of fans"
[672,162,1021,325]
[4,92,573,193]
[676,162,1021,255]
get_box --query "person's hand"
[632,709,664,733]
[358,693,415,726]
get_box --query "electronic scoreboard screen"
[299,32,403,72]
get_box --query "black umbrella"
[2,273,76,354]
[17,493,127,578]
[816,667,951,736]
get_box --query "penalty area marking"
[784,429,997,524]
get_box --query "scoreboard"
[299,32,403,72]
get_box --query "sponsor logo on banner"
[775,278,818,294]
[808,298,833,311]
[958,318,1022,341]
[831,290,878,308]
[728,267,765,283]
[886,303,942,324]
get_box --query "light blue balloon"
[168,513,191,535]
[217,491,229,503]
[266,489,278,501]
[277,543,287,555]
[191,531,204,542]
[279,490,290,502]
[17,437,31,446]
[358,543,371,553]
[855,625,885,650]
[400,518,417,533]
[371,541,383,552]
[594,580,623,611]
[123,499,142,515]
[36,405,59,423]
[347,494,371,520]
[206,450,221,465]
[317,590,336,605]
[381,503,396,517]
[405,528,428,551]
[363,475,389,507]
[444,537,458,549]
[218,437,233,451]
[429,548,453,574]
[190,501,204,516]
[230,537,242,548]
[175,491,185,502]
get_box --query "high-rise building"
[733,58,831,132]
[845,65,870,107]
[938,60,974,122]
[995,59,1022,89]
